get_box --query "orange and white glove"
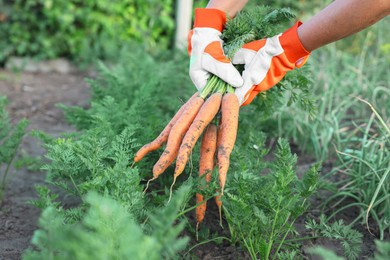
[188,8,243,92]
[233,22,310,106]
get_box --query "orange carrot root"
[195,123,218,225]
[215,195,223,227]
[133,92,198,163]
[214,93,239,224]
[196,193,206,224]
[217,93,239,195]
[173,93,222,182]
[152,95,204,178]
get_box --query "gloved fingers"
[199,41,242,87]
[232,39,268,64]
[231,48,257,65]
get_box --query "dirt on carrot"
[174,93,222,181]
[196,123,218,226]
[152,95,204,178]
[217,93,239,196]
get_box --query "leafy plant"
[24,188,190,260]
[305,215,363,260]
[39,125,148,221]
[371,240,390,260]
[0,96,28,201]
[307,239,390,260]
[307,246,348,260]
[0,0,175,64]
[322,99,389,239]
[223,138,320,259]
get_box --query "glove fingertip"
[227,69,244,88]
[230,77,244,88]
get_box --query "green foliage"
[0,96,28,200]
[306,239,390,260]
[307,246,345,260]
[0,0,174,64]
[24,46,198,258]
[61,47,192,133]
[222,6,296,56]
[306,216,363,260]
[41,126,147,221]
[23,190,189,260]
[223,138,320,259]
[321,102,390,239]
[372,240,390,260]
[308,240,390,260]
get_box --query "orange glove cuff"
[194,8,227,32]
[279,21,310,66]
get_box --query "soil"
[0,69,91,260]
[0,69,382,259]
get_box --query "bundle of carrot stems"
[133,6,297,228]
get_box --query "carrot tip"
[143,177,156,194]
[167,176,177,204]
[196,222,200,241]
[217,203,223,229]
[130,161,135,168]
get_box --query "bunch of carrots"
[134,77,238,227]
[133,6,300,228]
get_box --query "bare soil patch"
[0,69,90,259]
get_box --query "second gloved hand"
[233,22,311,106]
[188,8,243,92]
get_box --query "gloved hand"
[232,22,310,106]
[188,8,243,92]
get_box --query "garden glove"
[233,22,310,106]
[188,8,243,92]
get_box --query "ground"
[0,68,380,259]
[0,69,91,259]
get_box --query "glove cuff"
[194,8,227,32]
[280,21,310,66]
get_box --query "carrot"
[134,92,198,163]
[196,193,206,231]
[215,118,223,225]
[196,123,217,228]
[199,123,217,184]
[217,93,239,195]
[215,93,239,224]
[173,93,222,183]
[152,95,204,179]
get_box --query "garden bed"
[0,69,382,259]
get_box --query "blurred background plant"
[0,0,175,64]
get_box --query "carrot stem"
[200,75,218,99]
[226,84,234,94]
